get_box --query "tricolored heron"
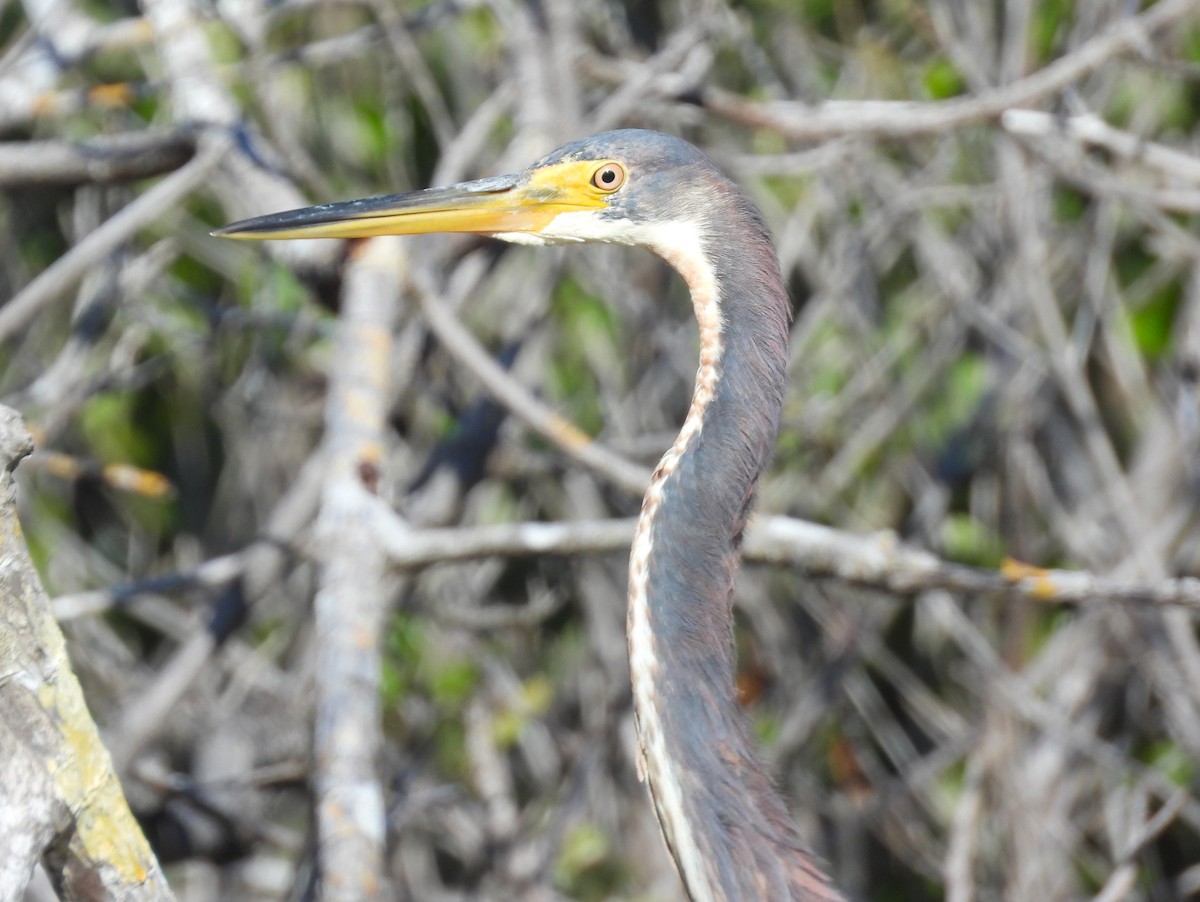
[216,129,846,902]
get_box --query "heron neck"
[628,210,843,901]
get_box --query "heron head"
[212,129,725,254]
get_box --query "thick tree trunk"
[0,405,174,902]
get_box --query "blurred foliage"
[553,822,623,899]
[4,0,1200,898]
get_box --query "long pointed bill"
[212,162,610,241]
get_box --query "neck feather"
[626,197,844,902]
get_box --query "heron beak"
[212,161,611,241]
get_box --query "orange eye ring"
[592,162,626,192]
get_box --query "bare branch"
[0,130,194,186]
[1002,108,1200,185]
[310,237,404,902]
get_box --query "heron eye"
[592,163,626,192]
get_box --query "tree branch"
[0,130,195,186]
[310,237,404,902]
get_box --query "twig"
[0,130,194,186]
[374,515,636,567]
[1120,789,1188,862]
[940,750,982,902]
[1091,866,1137,902]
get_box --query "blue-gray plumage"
[216,129,846,902]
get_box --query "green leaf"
[429,657,479,708]
[554,823,613,894]
[1143,740,1195,787]
[923,58,963,100]
[940,513,1004,568]
[1130,289,1180,360]
[80,393,153,468]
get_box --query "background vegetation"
[5,0,1200,899]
